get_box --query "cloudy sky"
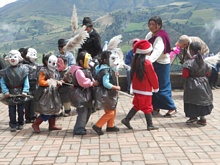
[0,0,17,8]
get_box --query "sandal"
[163,109,178,118]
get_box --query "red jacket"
[132,59,159,95]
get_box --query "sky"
[0,0,17,8]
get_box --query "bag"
[69,87,93,108]
[0,93,33,106]
[94,86,118,110]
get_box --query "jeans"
[73,107,92,133]
[126,69,131,91]
[8,104,24,128]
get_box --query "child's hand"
[4,92,10,98]
[93,80,99,87]
[112,86,121,91]
[115,72,119,77]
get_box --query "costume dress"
[34,67,61,121]
[132,59,159,114]
[182,56,213,117]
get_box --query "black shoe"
[214,86,219,89]
[197,119,207,126]
[25,119,31,124]
[106,126,120,132]
[152,109,160,116]
[74,131,87,135]
[147,125,159,131]
[121,118,133,129]
[10,127,17,132]
[186,118,198,124]
[92,125,104,135]
[17,125,24,130]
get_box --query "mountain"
[0,0,220,57]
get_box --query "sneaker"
[10,127,17,132]
[92,125,104,135]
[186,118,198,124]
[197,119,207,126]
[106,126,120,132]
[17,125,24,130]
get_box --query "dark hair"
[99,50,111,67]
[190,42,204,67]
[76,51,87,67]
[42,53,52,67]
[18,48,28,59]
[148,16,162,29]
[130,53,146,81]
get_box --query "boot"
[145,113,159,131]
[48,117,62,131]
[32,116,43,133]
[121,108,137,129]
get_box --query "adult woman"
[145,16,177,117]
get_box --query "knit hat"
[133,40,153,54]
[175,35,189,47]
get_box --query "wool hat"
[58,39,68,47]
[175,35,189,47]
[82,17,93,27]
[133,40,153,54]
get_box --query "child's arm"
[22,75,30,95]
[75,69,95,88]
[0,77,9,96]
[38,72,49,86]
[102,74,120,91]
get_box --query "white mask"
[109,50,120,71]
[26,48,37,63]
[47,55,58,71]
[6,50,23,66]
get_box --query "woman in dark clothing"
[182,42,213,126]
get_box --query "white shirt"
[145,32,170,64]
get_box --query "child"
[121,40,159,131]
[69,51,98,135]
[0,50,30,132]
[92,50,121,136]
[57,57,72,117]
[32,54,62,133]
[182,42,213,125]
[19,48,41,123]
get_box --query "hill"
[0,0,219,57]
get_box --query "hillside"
[0,0,219,57]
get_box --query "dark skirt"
[184,103,213,118]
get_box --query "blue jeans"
[8,104,24,128]
[73,107,92,134]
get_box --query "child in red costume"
[121,40,159,130]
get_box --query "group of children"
[0,38,213,135]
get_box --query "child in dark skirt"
[182,42,213,126]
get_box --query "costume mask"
[6,50,23,66]
[47,55,58,71]
[109,50,120,71]
[26,48,37,63]
[83,53,94,69]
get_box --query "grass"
[124,22,146,33]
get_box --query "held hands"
[4,92,10,98]
[47,78,58,88]
[112,85,121,91]
[93,80,99,87]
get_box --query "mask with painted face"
[26,48,38,63]
[109,50,120,71]
[83,53,95,69]
[47,55,58,71]
[6,50,23,66]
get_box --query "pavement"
[0,89,220,165]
